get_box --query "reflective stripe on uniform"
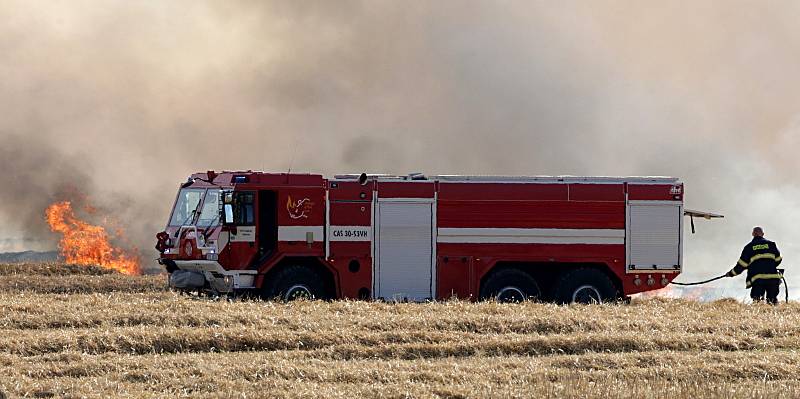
[738,259,749,268]
[776,256,783,263]
[749,253,777,264]
[746,273,783,288]
[752,273,783,282]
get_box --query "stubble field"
[0,263,798,398]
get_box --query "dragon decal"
[286,195,314,219]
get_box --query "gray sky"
[0,1,798,296]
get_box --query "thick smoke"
[0,2,798,294]
[0,135,95,250]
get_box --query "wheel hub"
[496,286,526,302]
[284,284,313,301]
[572,285,602,304]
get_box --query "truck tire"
[555,268,617,304]
[479,269,541,302]
[262,265,326,301]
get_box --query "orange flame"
[45,201,140,275]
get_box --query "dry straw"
[0,263,798,398]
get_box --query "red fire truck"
[156,171,719,303]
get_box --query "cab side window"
[233,192,255,225]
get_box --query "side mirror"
[223,204,234,224]
[220,190,235,225]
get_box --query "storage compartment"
[375,201,435,300]
[626,201,682,272]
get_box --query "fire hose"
[670,269,789,303]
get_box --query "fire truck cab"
[157,171,715,303]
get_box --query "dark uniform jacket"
[727,237,783,288]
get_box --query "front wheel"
[262,265,326,301]
[479,269,541,302]
[554,268,618,304]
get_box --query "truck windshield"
[197,189,221,227]
[169,188,204,226]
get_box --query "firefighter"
[726,227,783,304]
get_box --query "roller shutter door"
[628,202,682,271]
[376,202,433,300]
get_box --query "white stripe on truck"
[278,226,325,242]
[328,225,372,242]
[436,228,625,245]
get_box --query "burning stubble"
[45,201,140,275]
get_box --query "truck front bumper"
[169,260,258,294]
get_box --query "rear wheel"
[262,265,326,301]
[555,268,617,304]
[479,269,541,302]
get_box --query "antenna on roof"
[285,136,298,181]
